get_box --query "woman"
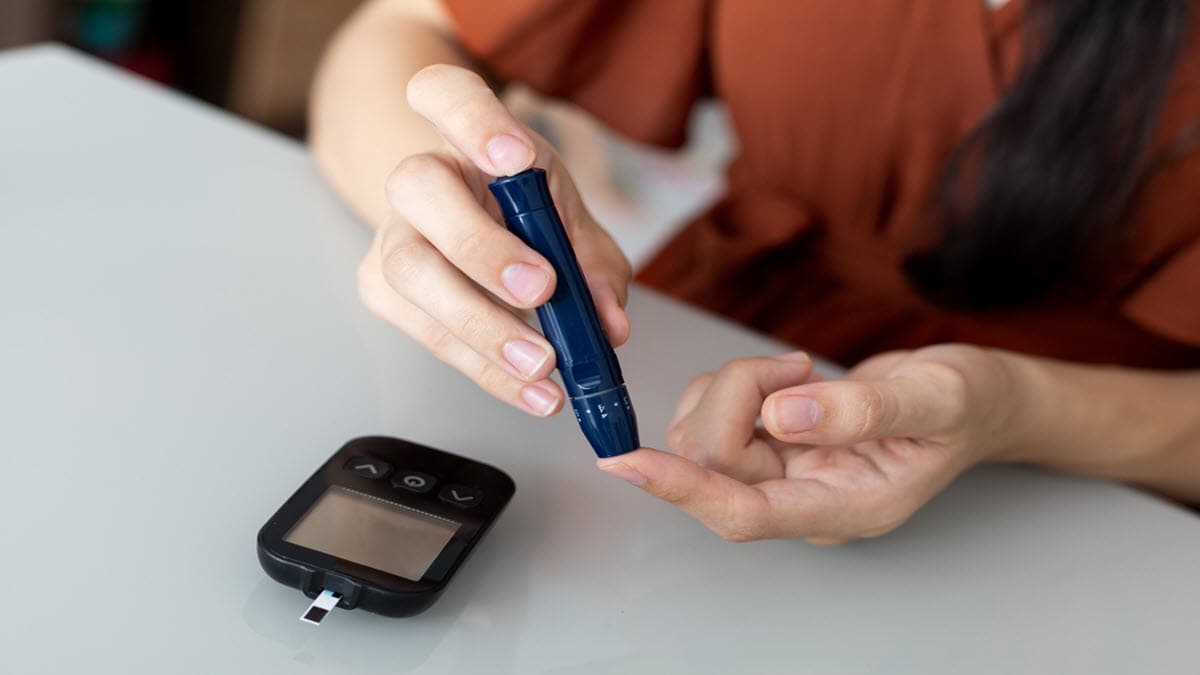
[309,0,1200,544]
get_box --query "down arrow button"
[438,484,483,508]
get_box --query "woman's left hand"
[597,345,1019,544]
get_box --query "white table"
[3,45,1199,675]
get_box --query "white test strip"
[300,589,341,626]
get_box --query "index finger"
[407,64,537,176]
[672,354,812,476]
[599,448,863,542]
[598,448,778,542]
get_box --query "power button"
[391,470,436,494]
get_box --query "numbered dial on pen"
[569,384,639,457]
[572,388,634,423]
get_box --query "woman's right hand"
[357,64,633,416]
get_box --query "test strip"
[300,589,341,626]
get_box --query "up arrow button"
[344,456,393,480]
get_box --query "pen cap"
[489,169,555,216]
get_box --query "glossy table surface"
[3,45,1200,674]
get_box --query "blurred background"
[1,0,354,136]
[0,0,734,266]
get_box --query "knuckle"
[716,515,764,543]
[714,491,765,542]
[380,235,428,289]
[721,357,756,374]
[356,259,384,311]
[667,426,709,464]
[652,480,692,506]
[847,383,891,438]
[595,232,634,283]
[440,92,492,133]
[416,320,459,359]
[854,350,908,374]
[446,223,491,266]
[358,284,389,319]
[921,362,971,429]
[386,153,449,204]
[923,360,970,396]
[356,255,374,288]
[468,358,514,396]
[617,253,633,282]
[453,307,492,345]
[665,421,689,451]
[688,371,715,390]
[614,283,630,308]
[716,358,758,386]
[406,64,480,104]
[406,64,449,98]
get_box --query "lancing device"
[489,168,639,458]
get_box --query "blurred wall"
[228,0,364,136]
[0,1,240,105]
[0,0,59,48]
[0,0,354,136]
[0,0,730,264]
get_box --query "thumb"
[761,372,961,446]
[407,64,536,176]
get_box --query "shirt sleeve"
[1117,41,1200,352]
[1123,237,1200,349]
[443,0,709,147]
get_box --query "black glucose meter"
[257,436,515,619]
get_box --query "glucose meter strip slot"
[300,589,341,626]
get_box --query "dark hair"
[905,0,1193,308]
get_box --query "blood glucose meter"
[257,436,515,620]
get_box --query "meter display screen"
[285,486,460,581]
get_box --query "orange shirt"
[445,0,1200,367]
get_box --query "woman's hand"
[597,345,1018,544]
[357,65,632,417]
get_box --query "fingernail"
[504,339,550,378]
[774,396,823,433]
[486,134,534,176]
[597,460,646,486]
[502,262,551,305]
[520,384,558,416]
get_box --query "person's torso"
[638,0,1200,367]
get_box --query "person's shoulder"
[443,0,711,148]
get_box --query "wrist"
[981,351,1175,479]
[980,349,1048,465]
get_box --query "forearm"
[309,0,474,228]
[995,351,1200,503]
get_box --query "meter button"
[344,457,392,480]
[439,484,483,508]
[391,470,436,494]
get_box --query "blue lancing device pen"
[489,169,640,458]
